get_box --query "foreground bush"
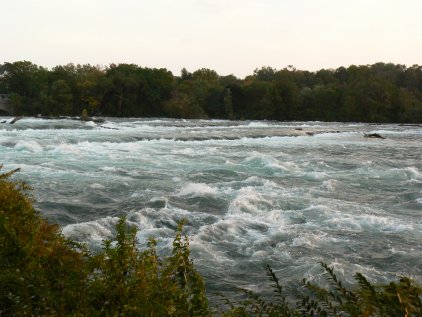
[0,166,88,315]
[86,218,208,316]
[0,165,208,316]
[1,165,421,316]
[222,264,422,317]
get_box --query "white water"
[1,118,421,298]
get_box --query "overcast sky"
[1,0,421,77]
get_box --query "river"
[1,117,421,299]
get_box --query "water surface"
[1,118,421,298]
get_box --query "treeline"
[1,61,421,122]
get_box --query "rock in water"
[364,133,385,139]
[10,116,22,124]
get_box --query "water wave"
[2,118,422,291]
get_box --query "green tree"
[253,66,277,82]
[270,70,299,120]
[240,81,270,119]
[180,67,193,81]
[102,64,140,116]
[164,92,206,118]
[0,61,48,114]
[192,68,219,82]
[1,60,422,122]
[50,80,73,115]
[223,88,234,119]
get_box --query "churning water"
[1,118,421,299]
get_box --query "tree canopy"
[0,61,421,122]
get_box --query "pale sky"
[1,0,421,77]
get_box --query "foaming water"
[1,118,421,298]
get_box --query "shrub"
[0,165,88,315]
[86,218,209,316]
[222,263,422,316]
[0,165,209,316]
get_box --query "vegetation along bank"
[1,62,421,123]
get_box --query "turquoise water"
[1,118,421,298]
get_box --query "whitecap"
[62,216,120,246]
[227,186,272,215]
[243,176,279,188]
[189,238,235,264]
[177,182,218,197]
[243,151,293,172]
[85,121,97,127]
[313,131,360,138]
[47,142,81,154]
[90,183,105,189]
[387,166,421,181]
[303,171,328,181]
[321,179,337,191]
[291,237,308,247]
[247,121,273,128]
[404,167,421,180]
[100,166,117,172]
[327,213,412,232]
[369,129,422,135]
[172,148,196,156]
[251,250,269,258]
[14,140,43,153]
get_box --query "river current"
[1,118,421,299]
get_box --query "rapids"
[1,117,421,299]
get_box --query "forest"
[0,61,421,123]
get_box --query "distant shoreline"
[1,61,421,123]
